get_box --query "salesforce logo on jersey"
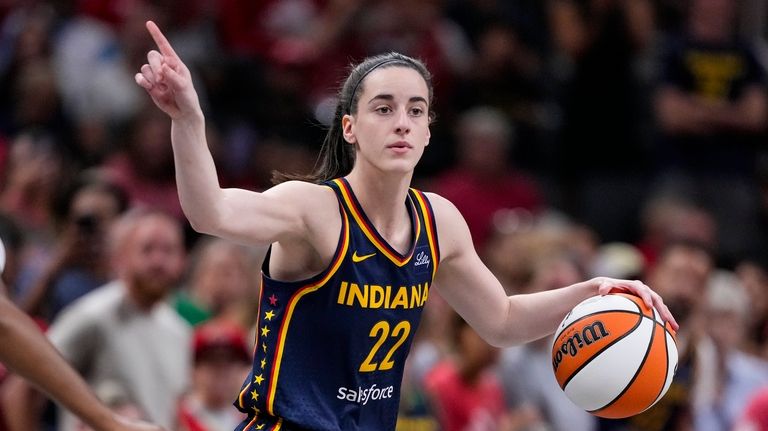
[337,383,395,405]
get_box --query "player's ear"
[425,128,431,146]
[342,114,356,144]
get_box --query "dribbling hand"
[593,277,679,331]
[134,21,201,120]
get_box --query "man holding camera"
[18,174,128,321]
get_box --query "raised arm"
[134,21,314,246]
[428,194,678,347]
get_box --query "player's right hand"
[134,21,201,120]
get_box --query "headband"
[347,59,403,114]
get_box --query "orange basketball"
[551,292,678,419]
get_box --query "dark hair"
[272,52,434,184]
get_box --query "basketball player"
[135,21,678,431]
[0,282,163,431]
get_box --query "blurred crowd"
[0,0,768,430]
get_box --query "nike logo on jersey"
[352,251,376,262]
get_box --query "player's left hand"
[593,277,679,331]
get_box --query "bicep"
[208,182,328,246]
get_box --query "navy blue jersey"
[234,178,440,431]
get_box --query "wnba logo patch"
[414,246,430,274]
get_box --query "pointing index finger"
[146,20,177,58]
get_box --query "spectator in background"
[735,258,768,360]
[355,0,473,103]
[177,320,250,431]
[452,20,552,172]
[548,0,656,244]
[2,209,191,431]
[694,270,768,431]
[481,212,599,295]
[653,0,768,266]
[0,131,73,298]
[18,172,128,321]
[52,0,167,166]
[0,5,72,147]
[497,228,597,431]
[6,57,71,147]
[601,239,714,431]
[0,281,164,431]
[210,0,365,190]
[173,236,260,328]
[99,107,183,220]
[396,353,440,431]
[446,0,551,54]
[424,312,513,431]
[735,386,768,431]
[634,194,717,268]
[0,131,69,236]
[432,106,543,251]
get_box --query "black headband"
[346,59,403,114]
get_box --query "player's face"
[342,67,431,174]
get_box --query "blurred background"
[1,0,768,430]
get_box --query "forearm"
[171,112,225,233]
[503,281,596,344]
[0,298,117,431]
[435,258,599,347]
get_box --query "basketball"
[551,292,678,419]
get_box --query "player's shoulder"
[419,192,473,256]
[420,192,464,223]
[269,180,344,237]
[264,180,338,209]
[265,179,332,195]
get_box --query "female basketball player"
[135,21,678,431]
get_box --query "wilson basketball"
[551,292,678,418]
